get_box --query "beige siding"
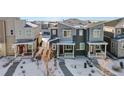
[0,20,6,56]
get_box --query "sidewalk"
[59,58,73,76]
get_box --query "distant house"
[104,18,124,58]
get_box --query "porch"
[57,42,75,58]
[87,42,108,59]
[13,41,34,58]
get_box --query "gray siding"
[58,23,76,42]
[117,40,124,57]
[89,25,103,42]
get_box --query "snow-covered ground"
[2,56,124,76]
[0,56,14,76]
[106,59,124,76]
[13,57,64,76]
[65,57,102,76]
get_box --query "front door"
[59,45,63,54]
[19,45,24,54]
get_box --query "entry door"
[59,45,63,54]
[19,45,24,54]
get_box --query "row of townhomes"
[1,17,124,59]
[0,17,42,57]
[41,19,108,59]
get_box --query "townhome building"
[0,17,20,56]
[41,19,107,59]
[104,18,124,58]
[13,20,41,57]
[85,22,108,59]
[0,17,41,57]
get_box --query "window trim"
[93,29,101,38]
[79,30,83,36]
[52,43,56,50]
[52,29,57,35]
[63,30,71,38]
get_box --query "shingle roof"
[63,18,90,27]
[104,18,124,27]
[84,21,105,28]
[115,19,124,28]
[24,22,38,28]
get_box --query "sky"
[21,17,120,21]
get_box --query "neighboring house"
[13,20,41,57]
[0,17,20,56]
[104,18,124,58]
[85,22,108,59]
[43,19,107,59]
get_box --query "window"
[117,29,121,34]
[52,30,56,35]
[52,43,56,50]
[121,42,124,49]
[79,30,83,36]
[27,30,31,35]
[63,30,71,38]
[95,45,101,50]
[93,29,101,38]
[10,30,14,35]
[27,45,32,52]
[76,43,85,50]
[64,45,72,50]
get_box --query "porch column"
[73,45,74,58]
[63,45,64,56]
[57,45,59,58]
[14,45,17,58]
[88,44,90,58]
[104,45,107,58]
[32,44,33,57]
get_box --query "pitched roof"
[84,21,105,28]
[24,22,38,28]
[104,18,124,27]
[115,19,124,28]
[63,18,90,26]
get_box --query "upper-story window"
[10,30,14,35]
[63,30,71,38]
[93,29,101,38]
[117,29,121,35]
[79,30,83,36]
[52,29,57,35]
[121,42,124,49]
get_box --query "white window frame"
[63,30,71,38]
[52,43,56,50]
[52,29,56,35]
[79,30,83,36]
[93,29,101,38]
